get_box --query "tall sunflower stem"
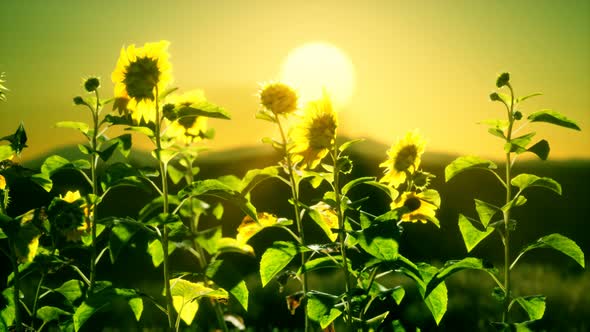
[88,89,100,296]
[502,83,516,323]
[332,147,353,328]
[276,116,309,332]
[9,242,22,332]
[154,90,175,330]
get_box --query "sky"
[1,0,589,162]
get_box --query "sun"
[280,42,355,108]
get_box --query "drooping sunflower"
[379,130,426,187]
[290,91,338,169]
[236,212,280,244]
[259,82,298,115]
[111,40,172,124]
[48,191,92,242]
[391,190,440,227]
[164,90,209,144]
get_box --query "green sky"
[1,0,589,161]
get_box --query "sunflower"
[290,91,338,169]
[379,130,426,187]
[51,191,92,242]
[259,82,298,115]
[164,90,209,144]
[236,212,279,243]
[111,40,172,123]
[391,190,440,226]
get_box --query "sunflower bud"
[513,110,523,120]
[84,77,100,92]
[489,92,501,102]
[496,72,510,88]
[73,96,86,105]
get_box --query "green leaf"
[147,239,177,267]
[474,199,499,228]
[55,121,89,136]
[179,179,257,221]
[299,256,343,274]
[73,287,141,331]
[0,288,15,328]
[515,295,546,321]
[417,263,448,325]
[55,279,84,303]
[518,233,584,268]
[0,123,27,155]
[479,119,509,131]
[356,220,400,261]
[30,173,53,192]
[255,108,277,123]
[109,133,132,158]
[170,278,228,326]
[445,156,497,182]
[229,280,249,311]
[517,92,542,103]
[511,174,561,195]
[488,128,506,139]
[527,109,580,131]
[109,222,140,263]
[527,139,550,160]
[128,297,143,321]
[167,164,184,185]
[260,241,299,287]
[100,162,151,192]
[195,226,222,255]
[338,138,364,153]
[240,166,280,194]
[458,214,494,252]
[36,306,72,323]
[176,100,231,120]
[425,258,497,297]
[504,132,536,154]
[391,286,405,305]
[307,293,342,329]
[341,176,375,196]
[40,155,83,176]
[0,145,14,161]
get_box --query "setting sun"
[280,42,355,108]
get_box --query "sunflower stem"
[502,83,516,323]
[9,240,22,332]
[88,89,100,296]
[276,115,309,332]
[331,145,353,328]
[154,88,175,330]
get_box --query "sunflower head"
[379,130,426,187]
[84,77,101,92]
[111,41,172,123]
[164,90,209,144]
[48,191,92,242]
[259,82,298,115]
[391,190,440,227]
[290,91,338,169]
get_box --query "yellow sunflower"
[0,174,6,190]
[259,82,298,115]
[236,212,279,243]
[164,90,209,144]
[111,40,172,123]
[290,91,338,169]
[379,130,426,187]
[391,190,440,226]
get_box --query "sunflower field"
[0,41,587,332]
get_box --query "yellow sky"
[1,0,589,162]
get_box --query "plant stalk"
[276,116,309,331]
[10,241,22,332]
[88,90,100,295]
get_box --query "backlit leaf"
[260,241,299,287]
[445,156,497,182]
[36,306,72,323]
[527,110,580,131]
[511,174,561,195]
[518,233,584,268]
[458,214,494,252]
[515,295,546,321]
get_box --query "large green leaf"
[259,241,299,287]
[458,214,494,252]
[306,292,342,329]
[341,176,376,196]
[517,233,584,268]
[195,226,222,255]
[527,139,550,160]
[147,239,177,267]
[515,295,546,321]
[54,279,84,304]
[417,263,448,325]
[356,220,400,261]
[425,258,497,297]
[36,306,72,324]
[0,145,14,161]
[40,155,90,176]
[504,132,536,154]
[445,156,497,182]
[474,199,499,228]
[230,280,249,311]
[170,278,228,326]
[109,222,140,263]
[55,121,89,136]
[0,288,15,329]
[176,100,231,120]
[100,162,151,192]
[511,174,561,195]
[527,109,580,131]
[73,287,141,331]
[179,179,257,221]
[299,256,343,274]
[240,166,280,194]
